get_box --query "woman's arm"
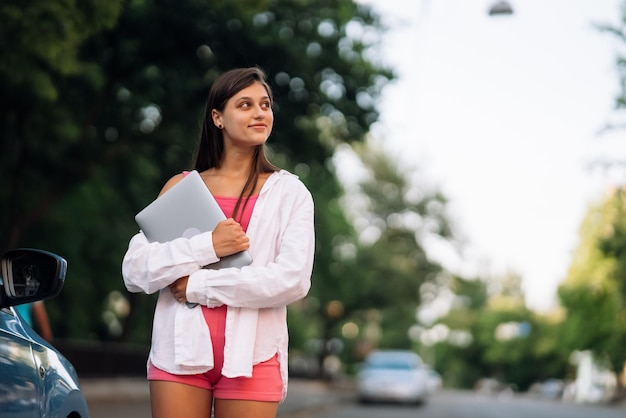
[122,173,227,295]
[185,179,315,309]
[122,230,219,295]
[31,301,53,342]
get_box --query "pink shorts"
[147,305,282,402]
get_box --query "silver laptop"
[135,170,252,270]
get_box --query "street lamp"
[488,0,514,16]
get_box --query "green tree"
[558,188,626,383]
[474,302,566,391]
[325,142,455,370]
[433,275,490,388]
[432,273,568,390]
[0,0,122,101]
[0,0,393,347]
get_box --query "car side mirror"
[0,248,67,309]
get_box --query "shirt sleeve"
[121,230,220,295]
[185,180,314,309]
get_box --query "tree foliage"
[0,0,393,344]
[0,0,122,101]
[427,273,569,390]
[321,142,456,366]
[558,188,626,376]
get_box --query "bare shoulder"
[158,172,187,197]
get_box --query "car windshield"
[367,354,416,370]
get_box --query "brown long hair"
[193,67,279,221]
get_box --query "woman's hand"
[169,276,189,303]
[212,218,250,257]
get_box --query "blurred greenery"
[2,0,626,395]
[0,0,394,346]
[558,188,626,381]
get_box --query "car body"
[474,377,516,398]
[356,349,430,404]
[0,248,90,417]
[529,378,565,400]
[425,366,443,393]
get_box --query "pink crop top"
[214,195,258,232]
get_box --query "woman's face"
[213,82,274,148]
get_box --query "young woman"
[122,67,315,418]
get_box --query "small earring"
[217,124,223,129]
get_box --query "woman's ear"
[211,109,223,129]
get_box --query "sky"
[345,0,626,311]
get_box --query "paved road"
[299,390,626,418]
[83,377,353,418]
[83,377,626,418]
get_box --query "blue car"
[357,350,430,405]
[0,248,90,417]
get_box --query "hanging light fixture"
[488,0,514,16]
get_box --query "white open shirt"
[122,170,315,400]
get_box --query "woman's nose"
[253,104,266,117]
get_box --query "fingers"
[168,277,189,303]
[216,218,246,236]
[213,219,250,257]
[169,286,186,303]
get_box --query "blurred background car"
[356,349,430,405]
[474,377,517,398]
[425,366,443,394]
[528,378,565,400]
[0,248,90,417]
